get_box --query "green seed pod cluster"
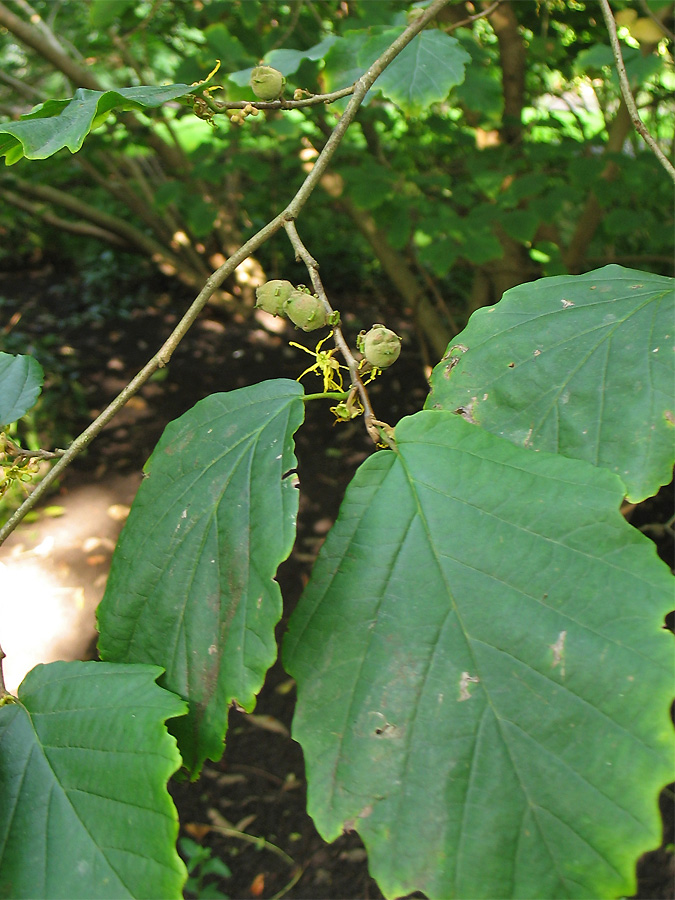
[255,279,294,316]
[254,281,330,331]
[284,289,329,332]
[359,324,402,368]
[250,65,285,101]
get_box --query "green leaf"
[359,28,470,115]
[0,660,187,899]
[322,30,372,94]
[88,0,136,28]
[228,36,338,86]
[97,380,304,777]
[267,36,338,74]
[284,411,674,900]
[341,159,393,210]
[453,64,503,123]
[574,43,615,74]
[0,352,43,425]
[497,208,539,243]
[0,85,197,165]
[574,44,663,87]
[202,23,247,64]
[425,266,675,502]
[183,195,218,238]
[322,27,470,112]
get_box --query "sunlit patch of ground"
[0,473,140,694]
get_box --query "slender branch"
[598,0,675,182]
[282,219,389,446]
[0,67,44,103]
[0,220,280,544]
[287,0,452,216]
[0,188,129,246]
[0,2,101,90]
[12,0,75,59]
[0,0,450,543]
[13,0,86,63]
[2,434,63,462]
[1,177,188,274]
[269,0,304,52]
[639,0,675,42]
[207,823,296,869]
[444,0,502,32]
[270,864,305,900]
[206,84,356,114]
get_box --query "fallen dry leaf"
[183,822,211,840]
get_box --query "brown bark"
[3,176,195,282]
[564,100,633,273]
[1,188,128,246]
[0,2,102,91]
[486,1,526,145]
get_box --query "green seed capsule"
[284,290,329,332]
[255,280,294,317]
[250,65,285,101]
[360,324,402,368]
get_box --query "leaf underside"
[284,410,674,900]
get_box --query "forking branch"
[0,0,453,545]
[282,220,396,448]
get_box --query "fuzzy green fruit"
[360,324,402,368]
[250,66,285,101]
[255,280,294,316]
[284,290,329,332]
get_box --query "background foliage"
[0,0,673,363]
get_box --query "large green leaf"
[0,85,198,165]
[0,352,43,425]
[359,28,470,115]
[321,27,470,114]
[284,411,673,900]
[425,266,675,502]
[0,660,187,899]
[98,380,304,776]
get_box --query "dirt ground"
[0,267,672,899]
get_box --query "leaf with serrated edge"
[284,410,673,900]
[359,29,470,115]
[0,85,197,164]
[98,380,304,776]
[426,265,675,502]
[0,660,187,899]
